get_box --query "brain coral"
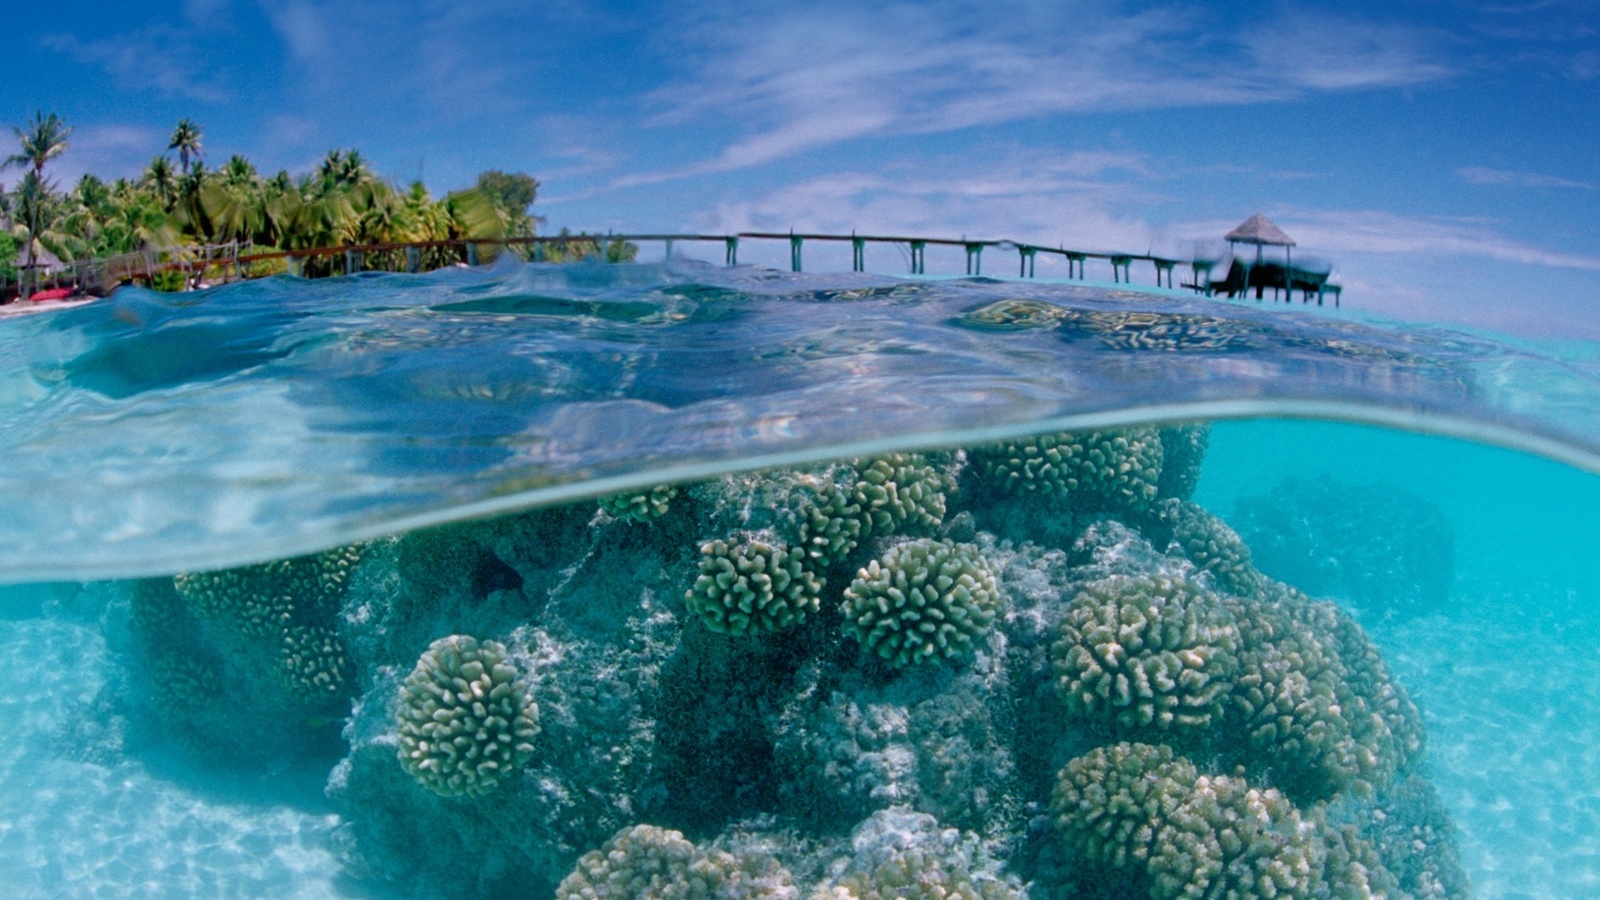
[1050,741,1198,871]
[555,824,795,899]
[795,475,866,567]
[1227,585,1424,802]
[1155,424,1210,502]
[173,544,366,638]
[686,535,824,636]
[395,634,539,797]
[1053,742,1399,900]
[969,428,1164,513]
[1165,501,1260,596]
[598,484,678,522]
[854,453,950,537]
[842,539,1001,667]
[280,623,353,702]
[1052,574,1240,737]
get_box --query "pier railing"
[8,231,1340,306]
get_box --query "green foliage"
[476,169,539,237]
[0,231,16,281]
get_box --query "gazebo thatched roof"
[12,241,64,272]
[1225,213,1295,247]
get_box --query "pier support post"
[288,255,304,278]
[1192,261,1215,296]
[725,237,739,266]
[1065,252,1086,279]
[406,247,421,273]
[344,249,359,275]
[964,243,983,276]
[664,238,674,261]
[1018,246,1036,278]
[467,243,480,266]
[852,236,865,272]
[909,240,926,275]
[790,234,803,272]
[1110,255,1132,283]
[1153,259,1176,289]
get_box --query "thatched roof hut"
[1225,213,1295,268]
[1225,213,1295,247]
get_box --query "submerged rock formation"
[112,425,1467,898]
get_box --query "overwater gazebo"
[1225,213,1295,270]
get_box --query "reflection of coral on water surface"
[99,424,1468,897]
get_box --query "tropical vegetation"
[2,112,630,298]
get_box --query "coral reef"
[1052,574,1240,739]
[1162,499,1261,596]
[394,634,540,797]
[555,824,795,899]
[598,484,678,522]
[1155,423,1210,502]
[687,535,824,636]
[968,427,1164,515]
[107,424,1462,898]
[854,453,951,537]
[1052,742,1402,899]
[1232,475,1455,617]
[841,539,1001,667]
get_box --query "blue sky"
[4,0,1598,337]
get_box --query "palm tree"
[4,111,72,298]
[143,156,177,208]
[168,119,203,174]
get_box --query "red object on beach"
[28,287,76,302]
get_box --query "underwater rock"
[812,807,1023,899]
[1233,475,1455,617]
[770,649,1016,835]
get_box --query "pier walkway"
[4,230,1341,307]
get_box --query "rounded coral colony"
[842,538,1001,667]
[1052,574,1240,736]
[597,484,677,521]
[394,634,539,797]
[686,535,823,636]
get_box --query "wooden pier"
[5,229,1340,307]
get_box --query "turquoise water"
[2,258,1599,897]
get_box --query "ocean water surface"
[1,257,1598,897]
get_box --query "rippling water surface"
[1,259,1597,898]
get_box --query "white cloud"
[264,1,332,63]
[1458,166,1597,190]
[41,27,230,102]
[628,2,1455,185]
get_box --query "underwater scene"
[3,260,1600,898]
